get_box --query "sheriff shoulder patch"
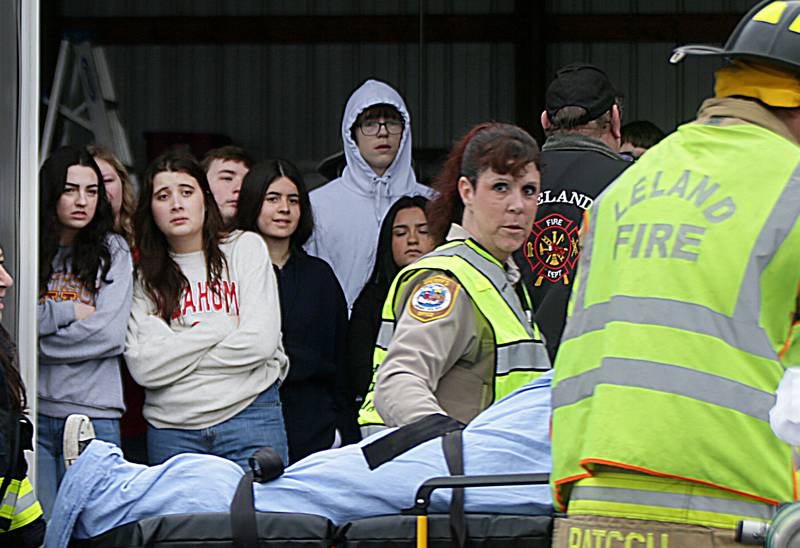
[408,275,460,323]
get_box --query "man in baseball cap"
[544,63,619,128]
[515,63,629,362]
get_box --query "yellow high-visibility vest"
[359,238,551,426]
[551,120,800,528]
[0,476,42,532]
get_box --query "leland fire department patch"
[524,213,581,286]
[408,275,460,322]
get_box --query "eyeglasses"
[358,120,404,136]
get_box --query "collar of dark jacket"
[542,131,623,160]
[695,97,799,146]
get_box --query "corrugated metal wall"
[1,0,19,334]
[52,0,759,173]
[58,0,515,16]
[545,0,758,134]
[546,42,728,135]
[55,0,517,175]
[95,41,515,172]
[546,0,754,13]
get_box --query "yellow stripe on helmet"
[753,1,788,24]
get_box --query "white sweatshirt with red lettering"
[125,230,289,429]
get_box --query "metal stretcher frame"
[405,472,552,548]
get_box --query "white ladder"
[41,37,134,168]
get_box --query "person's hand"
[74,302,96,321]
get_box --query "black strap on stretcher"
[230,470,257,548]
[363,413,467,547]
[361,413,464,470]
[442,429,466,548]
[230,447,285,548]
[365,414,468,548]
[230,416,467,548]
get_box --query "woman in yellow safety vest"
[0,244,45,546]
[362,122,551,429]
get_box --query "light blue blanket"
[45,372,553,547]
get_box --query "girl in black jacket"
[233,159,355,463]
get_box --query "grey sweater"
[37,234,134,419]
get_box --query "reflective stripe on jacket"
[359,238,551,425]
[0,476,42,532]
[551,118,800,527]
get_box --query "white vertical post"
[18,0,40,483]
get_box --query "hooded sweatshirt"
[306,79,433,309]
[37,234,133,419]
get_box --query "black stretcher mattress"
[70,511,553,547]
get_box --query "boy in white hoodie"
[306,79,432,310]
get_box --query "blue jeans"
[147,384,288,470]
[36,414,120,519]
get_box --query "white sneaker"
[63,414,95,470]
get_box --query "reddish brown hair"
[426,122,539,242]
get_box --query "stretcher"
[69,473,553,547]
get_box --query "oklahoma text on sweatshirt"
[37,234,134,419]
[125,230,289,430]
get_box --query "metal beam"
[56,15,516,45]
[547,14,740,43]
[54,14,740,45]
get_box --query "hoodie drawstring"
[373,174,393,224]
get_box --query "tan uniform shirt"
[695,97,800,145]
[373,224,525,426]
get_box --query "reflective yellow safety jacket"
[551,119,800,528]
[359,238,551,426]
[0,475,42,533]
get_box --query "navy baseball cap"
[546,63,618,125]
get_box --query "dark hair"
[549,106,609,130]
[201,145,253,172]
[427,123,540,242]
[135,152,228,322]
[0,325,25,413]
[39,146,114,298]
[546,93,624,137]
[233,159,314,250]
[350,103,404,142]
[621,120,666,149]
[367,196,432,292]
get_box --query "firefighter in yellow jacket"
[359,123,551,430]
[551,2,800,546]
[0,247,45,546]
